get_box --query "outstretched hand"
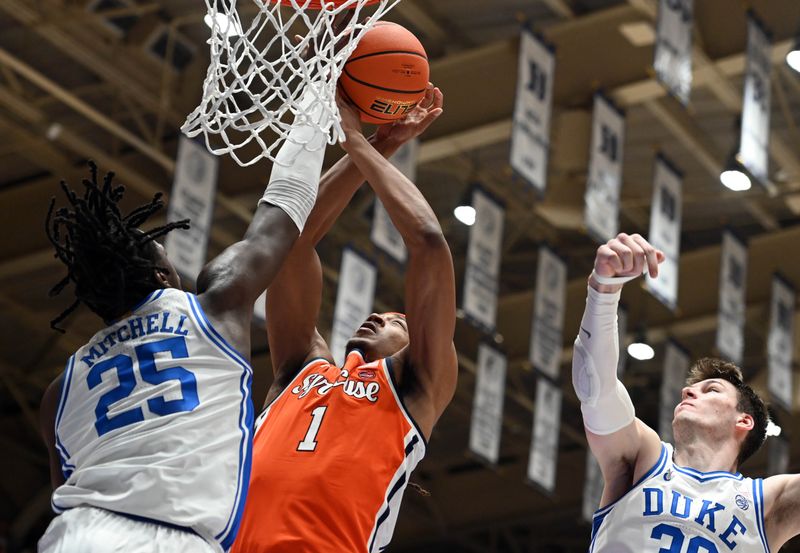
[336,91,365,145]
[375,83,444,147]
[590,233,665,292]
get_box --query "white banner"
[527,378,562,492]
[585,95,625,243]
[617,305,629,378]
[510,30,555,194]
[164,136,218,282]
[253,291,267,325]
[468,344,507,465]
[371,140,418,263]
[529,246,567,379]
[330,249,377,365]
[659,340,690,444]
[463,189,505,331]
[740,16,772,183]
[582,450,604,523]
[768,437,790,476]
[768,275,795,411]
[654,0,694,105]
[646,155,683,310]
[716,232,748,364]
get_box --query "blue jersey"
[51,288,253,552]
[590,443,770,553]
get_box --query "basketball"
[339,22,429,124]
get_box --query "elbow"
[408,224,449,253]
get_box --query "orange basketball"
[339,22,429,124]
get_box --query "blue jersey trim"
[592,443,669,520]
[54,356,77,480]
[671,464,744,482]
[753,478,771,553]
[384,356,428,449]
[186,294,252,549]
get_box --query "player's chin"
[346,336,371,353]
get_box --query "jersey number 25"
[86,336,200,436]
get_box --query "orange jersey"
[232,350,426,553]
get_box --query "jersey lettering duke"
[590,443,770,553]
[232,350,426,553]
[51,288,253,552]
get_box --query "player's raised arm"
[763,473,800,549]
[195,89,328,338]
[574,233,665,504]
[337,96,457,438]
[265,85,444,379]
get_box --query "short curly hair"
[686,357,768,465]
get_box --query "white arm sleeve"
[259,87,328,232]
[572,286,635,435]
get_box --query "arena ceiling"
[1,0,800,551]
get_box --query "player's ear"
[736,412,754,432]
[154,268,171,288]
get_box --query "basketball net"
[182,0,400,167]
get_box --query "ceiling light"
[454,205,476,226]
[766,419,782,437]
[787,40,800,73]
[627,341,655,361]
[720,169,751,192]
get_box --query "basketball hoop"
[182,0,400,167]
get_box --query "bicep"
[586,418,662,494]
[198,204,298,313]
[764,474,800,545]
[404,234,458,412]
[265,244,328,376]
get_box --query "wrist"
[371,133,402,156]
[588,274,624,294]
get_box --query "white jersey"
[51,288,253,552]
[590,443,770,553]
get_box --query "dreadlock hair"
[45,161,190,332]
[686,357,768,466]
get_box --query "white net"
[183,0,400,167]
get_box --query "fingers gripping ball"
[339,22,429,124]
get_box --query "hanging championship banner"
[716,232,748,364]
[617,305,629,378]
[646,155,683,310]
[469,344,508,465]
[330,249,377,365]
[529,246,567,379]
[463,189,505,332]
[659,340,690,444]
[653,0,694,105]
[582,450,604,523]
[585,94,625,243]
[768,437,790,476]
[371,140,418,263]
[527,378,562,492]
[165,136,218,282]
[510,30,555,194]
[767,275,795,411]
[739,15,772,183]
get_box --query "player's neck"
[672,439,739,474]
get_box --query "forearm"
[302,134,402,246]
[344,133,441,249]
[572,285,635,435]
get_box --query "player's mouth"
[358,322,377,334]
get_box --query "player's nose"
[366,313,385,327]
[681,386,696,400]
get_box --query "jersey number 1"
[297,406,328,452]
